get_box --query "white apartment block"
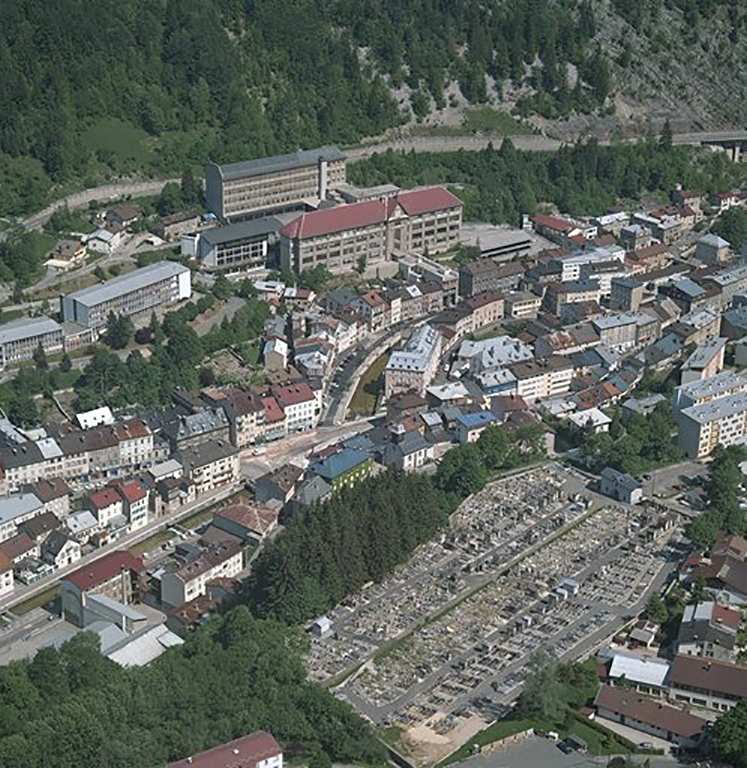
[509,358,574,403]
[678,392,747,458]
[674,371,747,412]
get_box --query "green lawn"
[129,529,174,556]
[348,352,389,416]
[461,108,534,135]
[0,309,24,325]
[10,584,61,617]
[82,117,154,165]
[28,231,56,261]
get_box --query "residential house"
[309,448,373,490]
[0,552,13,597]
[211,498,279,544]
[668,655,747,713]
[42,530,81,569]
[353,291,388,333]
[271,382,320,433]
[113,419,154,470]
[111,479,149,531]
[0,493,44,543]
[254,465,303,505]
[599,467,643,504]
[677,601,741,661]
[594,686,705,749]
[161,540,243,607]
[381,432,434,470]
[504,291,542,319]
[61,550,145,626]
[463,291,505,332]
[456,411,496,443]
[167,730,283,768]
[680,337,727,384]
[175,440,240,496]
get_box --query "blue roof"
[456,411,496,429]
[312,448,370,480]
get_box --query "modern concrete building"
[0,316,63,370]
[280,187,463,276]
[674,371,747,412]
[183,218,281,272]
[206,146,346,221]
[385,325,441,398]
[61,261,191,330]
[678,392,747,458]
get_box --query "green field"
[10,584,61,616]
[28,231,56,261]
[0,309,24,325]
[348,352,390,416]
[462,108,534,135]
[82,117,154,165]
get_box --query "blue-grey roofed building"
[309,448,373,489]
[382,432,434,471]
[0,316,64,370]
[721,306,747,340]
[185,217,282,271]
[456,411,496,443]
[206,146,346,222]
[60,261,192,330]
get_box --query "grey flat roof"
[199,218,281,246]
[0,316,61,346]
[213,146,345,182]
[681,392,747,424]
[0,493,42,526]
[66,261,189,308]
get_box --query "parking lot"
[303,463,682,765]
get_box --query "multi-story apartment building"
[206,146,346,222]
[61,550,144,626]
[113,419,154,470]
[542,279,602,315]
[509,356,574,403]
[673,371,747,412]
[0,317,64,370]
[504,291,542,319]
[678,392,747,458]
[271,382,320,433]
[353,291,388,333]
[610,276,644,312]
[280,187,462,277]
[211,389,265,448]
[185,218,280,271]
[0,493,44,543]
[175,440,240,495]
[163,409,230,452]
[555,245,626,282]
[459,260,524,298]
[463,291,505,332]
[161,540,242,607]
[591,312,658,351]
[61,261,191,330]
[385,325,441,398]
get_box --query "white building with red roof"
[271,382,321,433]
[109,479,149,531]
[280,186,462,275]
[169,730,282,768]
[85,487,123,527]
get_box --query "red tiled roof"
[570,233,587,246]
[88,487,121,510]
[271,382,316,408]
[595,685,705,740]
[64,550,144,591]
[281,186,461,240]
[261,397,285,423]
[168,731,281,768]
[113,419,151,441]
[670,655,747,699]
[532,214,578,233]
[114,480,147,504]
[0,532,36,563]
[216,499,279,537]
[713,603,741,629]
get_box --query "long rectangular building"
[280,187,463,276]
[60,261,191,330]
[0,316,63,369]
[385,324,442,398]
[184,218,281,272]
[206,146,346,222]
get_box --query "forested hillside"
[0,0,605,216]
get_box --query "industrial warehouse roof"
[199,217,281,246]
[211,146,345,181]
[65,261,189,308]
[282,187,462,240]
[0,316,61,346]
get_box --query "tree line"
[349,136,744,227]
[0,608,386,768]
[248,423,546,623]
